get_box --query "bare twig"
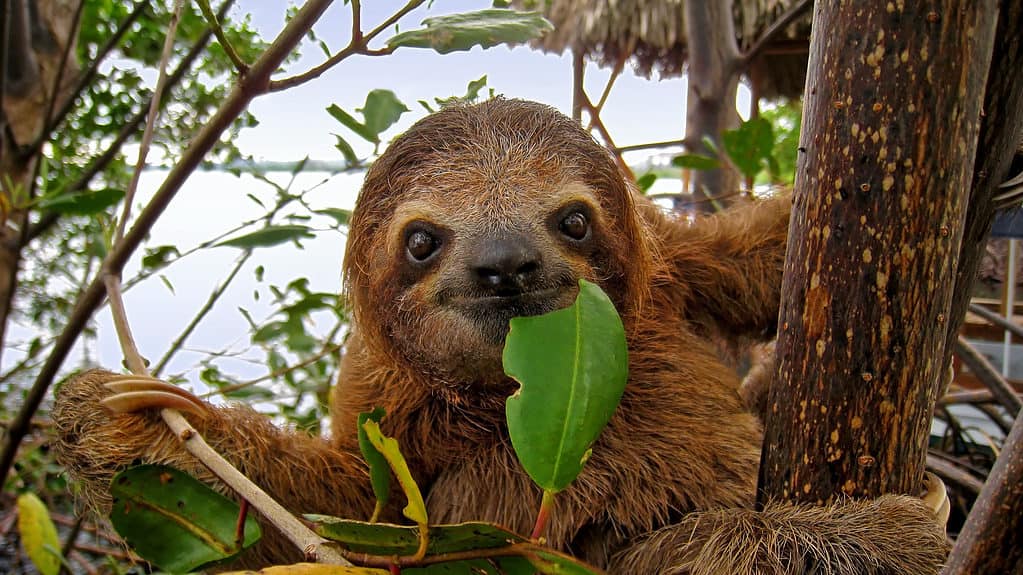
[209,338,342,398]
[115,0,186,246]
[197,0,248,74]
[614,139,690,154]
[585,56,624,131]
[268,0,425,92]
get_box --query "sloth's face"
[380,180,615,385]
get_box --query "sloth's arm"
[52,369,376,567]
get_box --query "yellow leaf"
[361,419,428,526]
[221,563,387,574]
[17,493,61,575]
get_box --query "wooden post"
[758,1,998,504]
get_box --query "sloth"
[53,98,948,574]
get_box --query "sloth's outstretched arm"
[52,369,376,567]
[611,494,949,575]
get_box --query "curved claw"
[921,471,951,530]
[100,375,209,418]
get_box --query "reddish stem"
[530,490,555,540]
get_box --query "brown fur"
[52,99,947,573]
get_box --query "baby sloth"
[53,98,948,574]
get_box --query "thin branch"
[589,55,617,120]
[23,1,147,160]
[268,0,425,92]
[197,0,248,75]
[151,249,252,376]
[0,0,333,504]
[614,138,690,154]
[737,0,812,69]
[0,0,11,170]
[20,0,236,248]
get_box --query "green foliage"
[635,172,657,193]
[17,493,62,575]
[362,419,428,526]
[310,516,602,574]
[759,99,802,185]
[328,89,411,156]
[358,408,391,520]
[388,9,554,54]
[420,75,495,112]
[671,153,719,171]
[722,117,775,180]
[503,279,628,493]
[109,465,261,573]
[217,224,318,249]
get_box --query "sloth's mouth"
[452,287,577,344]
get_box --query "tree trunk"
[758,1,998,504]
[682,0,740,213]
[941,0,1023,388]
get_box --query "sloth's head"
[343,99,650,387]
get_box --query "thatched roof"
[518,0,812,98]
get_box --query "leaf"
[327,104,378,144]
[387,9,553,54]
[635,173,657,193]
[334,135,359,166]
[141,245,180,270]
[108,465,261,573]
[503,279,628,493]
[17,493,61,575]
[722,117,775,179]
[316,207,352,227]
[38,187,125,215]
[357,408,391,519]
[465,75,488,101]
[309,517,526,556]
[358,90,410,137]
[671,154,719,171]
[221,563,387,574]
[216,225,315,249]
[310,518,603,574]
[361,419,428,525]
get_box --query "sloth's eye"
[406,228,440,262]
[559,211,590,241]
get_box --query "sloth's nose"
[471,235,542,295]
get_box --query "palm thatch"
[516,0,811,98]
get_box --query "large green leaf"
[722,117,775,179]
[109,464,261,573]
[503,279,628,493]
[387,9,553,54]
[17,493,61,575]
[216,224,315,249]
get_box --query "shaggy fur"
[52,99,947,574]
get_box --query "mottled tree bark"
[758,1,998,504]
